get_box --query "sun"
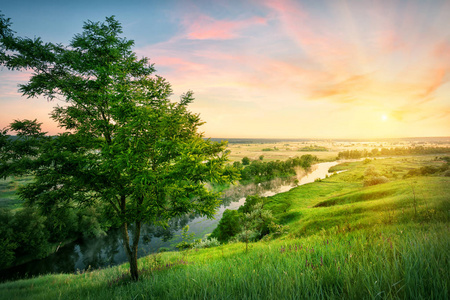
[381,114,388,122]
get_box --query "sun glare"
[381,114,388,122]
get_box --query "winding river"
[1,161,340,282]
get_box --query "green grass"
[0,176,33,210]
[1,156,449,299]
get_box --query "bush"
[364,176,389,187]
[363,158,372,164]
[364,166,379,177]
[193,235,220,249]
[78,206,107,238]
[43,206,78,242]
[212,195,286,244]
[419,166,439,175]
[238,195,265,214]
[268,221,290,237]
[176,225,196,251]
[0,209,17,268]
[9,207,51,260]
[211,209,242,242]
[233,230,261,243]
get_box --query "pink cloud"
[433,41,450,61]
[0,71,34,98]
[263,0,335,49]
[184,14,266,40]
[262,0,364,78]
[376,30,406,53]
[416,67,448,102]
[309,74,372,103]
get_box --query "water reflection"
[1,161,339,282]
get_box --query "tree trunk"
[129,250,139,281]
[121,222,141,281]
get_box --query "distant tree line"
[404,157,450,178]
[233,154,318,184]
[337,146,450,160]
[298,145,328,152]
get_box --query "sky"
[1,0,449,139]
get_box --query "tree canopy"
[0,14,237,280]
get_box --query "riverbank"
[0,160,336,282]
[1,155,448,299]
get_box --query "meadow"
[0,153,448,299]
[225,138,450,162]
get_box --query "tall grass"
[1,223,447,299]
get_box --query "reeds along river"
[1,161,340,282]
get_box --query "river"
[1,161,341,282]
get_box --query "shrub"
[0,209,17,268]
[363,158,372,164]
[419,166,438,175]
[268,221,289,237]
[233,230,261,243]
[176,225,196,251]
[193,235,220,249]
[10,207,51,259]
[211,209,242,242]
[78,206,107,238]
[238,195,265,214]
[364,165,379,177]
[43,206,78,242]
[232,161,243,169]
[364,176,389,187]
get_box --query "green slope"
[1,156,449,299]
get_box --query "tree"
[0,209,18,268]
[0,15,237,280]
[211,209,242,242]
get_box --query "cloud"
[133,0,449,138]
[375,30,406,53]
[308,74,372,103]
[263,0,326,48]
[416,67,448,102]
[183,14,267,40]
[0,71,33,98]
[433,41,450,60]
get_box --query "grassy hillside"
[1,156,448,299]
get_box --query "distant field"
[226,138,450,163]
[226,141,339,162]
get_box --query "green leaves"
[0,14,238,280]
